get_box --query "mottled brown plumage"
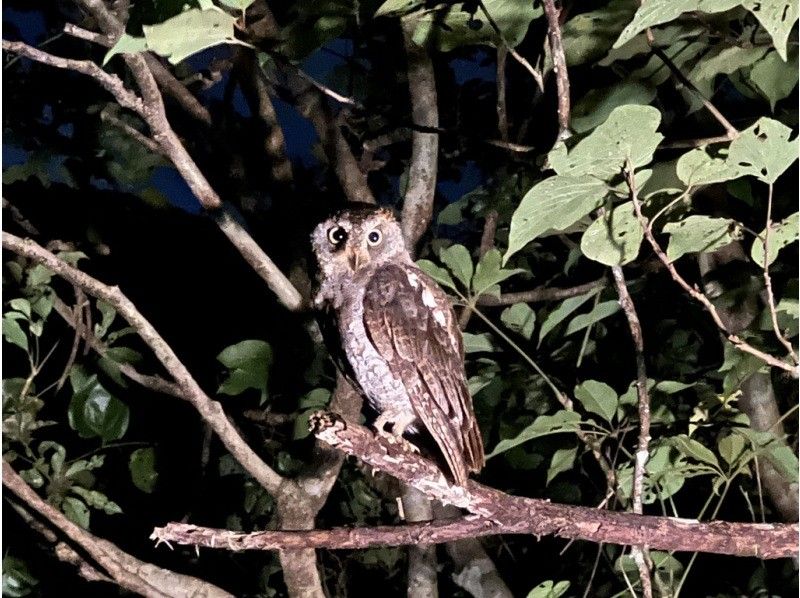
[311,205,484,485]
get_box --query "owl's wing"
[362,264,484,485]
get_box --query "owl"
[310,204,484,486]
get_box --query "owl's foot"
[373,412,421,454]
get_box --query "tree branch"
[626,166,798,378]
[476,278,606,306]
[542,0,571,141]
[152,413,799,559]
[400,18,440,252]
[610,264,653,598]
[4,462,234,597]
[3,233,287,497]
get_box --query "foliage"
[2,0,798,596]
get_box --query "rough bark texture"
[402,486,439,598]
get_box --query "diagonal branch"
[3,233,286,497]
[4,462,234,597]
[153,414,799,559]
[625,166,798,378]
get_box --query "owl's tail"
[464,415,485,474]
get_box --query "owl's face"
[311,205,408,282]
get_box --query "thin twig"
[625,165,798,378]
[476,277,606,306]
[761,183,797,362]
[610,264,652,598]
[477,0,544,92]
[496,47,509,141]
[100,109,166,156]
[542,0,571,141]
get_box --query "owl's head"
[311,204,408,279]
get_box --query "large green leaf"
[580,202,643,266]
[574,380,619,423]
[440,244,474,289]
[561,0,637,66]
[406,0,542,52]
[546,446,578,485]
[749,50,800,111]
[217,340,272,401]
[416,259,457,291]
[548,105,663,179]
[487,410,582,458]
[663,215,741,261]
[68,376,129,442]
[571,81,657,133]
[676,148,745,186]
[614,0,742,49]
[565,300,621,336]
[129,447,158,494]
[500,303,536,340]
[505,175,608,262]
[2,317,28,352]
[742,0,799,60]
[751,212,799,266]
[669,434,720,469]
[727,117,798,184]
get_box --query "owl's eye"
[327,226,347,245]
[367,230,382,246]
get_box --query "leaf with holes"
[676,148,746,186]
[751,212,799,266]
[742,0,799,60]
[727,117,798,184]
[749,50,799,111]
[663,216,742,261]
[505,175,608,262]
[580,202,643,266]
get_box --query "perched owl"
[311,204,484,486]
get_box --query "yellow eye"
[367,229,382,246]
[327,226,347,245]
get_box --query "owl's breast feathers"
[357,264,485,485]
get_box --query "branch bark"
[152,413,799,559]
[4,462,233,597]
[476,278,606,307]
[542,0,571,141]
[400,18,440,252]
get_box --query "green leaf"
[500,303,536,340]
[505,175,608,262]
[462,332,499,353]
[2,555,38,598]
[727,117,798,184]
[62,496,91,529]
[687,46,769,96]
[676,148,745,186]
[439,244,474,289]
[375,0,424,18]
[574,380,618,423]
[8,298,31,319]
[614,0,742,48]
[748,50,799,110]
[751,212,798,266]
[669,434,720,469]
[538,288,600,344]
[103,33,148,65]
[548,105,663,179]
[68,376,130,441]
[2,317,28,352]
[416,259,457,291]
[742,0,799,60]
[129,447,158,493]
[143,8,250,65]
[547,446,578,485]
[580,202,643,266]
[408,0,542,52]
[94,300,116,339]
[718,433,747,467]
[561,0,637,66]
[663,216,741,261]
[571,81,657,133]
[217,340,272,399]
[526,580,570,598]
[565,300,621,336]
[472,249,524,298]
[487,411,581,458]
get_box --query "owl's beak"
[348,246,370,271]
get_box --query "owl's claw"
[374,428,421,454]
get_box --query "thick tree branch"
[3,233,287,497]
[4,462,233,597]
[400,18,440,252]
[542,0,571,141]
[153,414,799,559]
